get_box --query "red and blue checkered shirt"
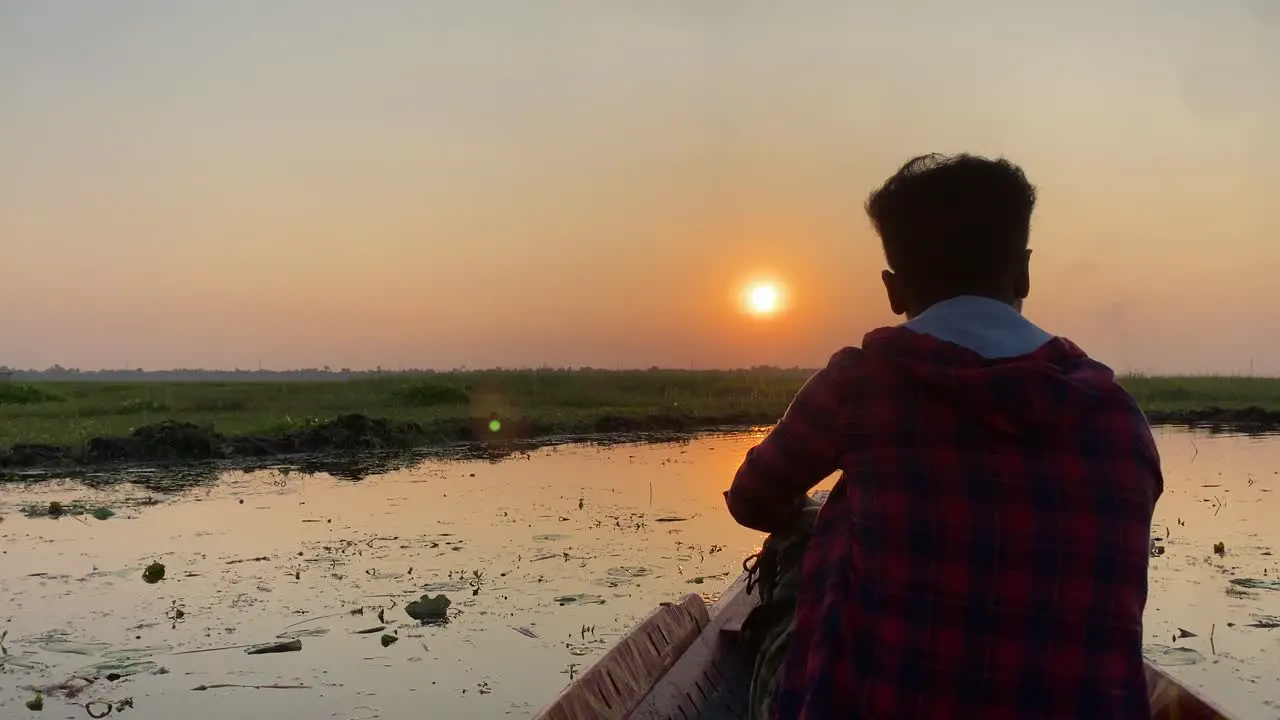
[726,325,1163,719]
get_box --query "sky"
[2,0,1278,374]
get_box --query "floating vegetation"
[142,562,166,584]
[606,566,652,579]
[1229,578,1280,591]
[244,639,302,655]
[405,594,451,623]
[553,593,606,606]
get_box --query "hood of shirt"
[860,297,1125,435]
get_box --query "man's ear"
[882,269,907,316]
[1015,249,1031,300]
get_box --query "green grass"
[1117,374,1280,413]
[0,371,1276,446]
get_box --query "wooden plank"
[629,575,756,719]
[533,594,710,720]
[714,574,752,637]
[1146,664,1233,720]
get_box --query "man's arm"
[724,350,855,533]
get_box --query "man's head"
[866,153,1038,318]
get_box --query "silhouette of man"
[727,153,1163,719]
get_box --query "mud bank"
[1147,405,1280,431]
[0,410,773,473]
[2,406,1277,474]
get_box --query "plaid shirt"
[726,326,1163,719]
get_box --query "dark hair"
[865,153,1037,301]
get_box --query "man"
[725,153,1163,719]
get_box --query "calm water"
[1,428,1277,719]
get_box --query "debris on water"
[39,640,111,656]
[245,639,302,655]
[1229,578,1280,591]
[353,626,387,635]
[1149,539,1165,557]
[24,674,100,697]
[655,516,690,523]
[1213,541,1226,556]
[190,683,311,691]
[380,634,399,647]
[1175,628,1198,639]
[1143,644,1206,667]
[686,572,730,585]
[77,657,163,677]
[226,555,272,565]
[512,626,538,639]
[1225,584,1256,599]
[405,593,451,623]
[142,562,165,584]
[25,691,43,711]
[533,534,570,542]
[1246,614,1280,628]
[85,698,133,718]
[553,593,606,606]
[22,501,86,518]
[277,627,329,639]
[606,566,652,579]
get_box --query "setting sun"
[742,282,784,317]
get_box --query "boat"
[533,570,1234,720]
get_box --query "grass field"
[1,371,1279,446]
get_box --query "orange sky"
[2,2,1278,373]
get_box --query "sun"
[744,282,782,316]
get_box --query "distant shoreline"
[2,372,1279,472]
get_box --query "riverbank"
[2,372,1279,470]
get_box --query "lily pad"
[405,593,451,623]
[142,562,166,584]
[1142,644,1205,667]
[90,508,116,521]
[554,593,606,606]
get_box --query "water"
[0,428,1276,719]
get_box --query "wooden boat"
[533,570,1234,720]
